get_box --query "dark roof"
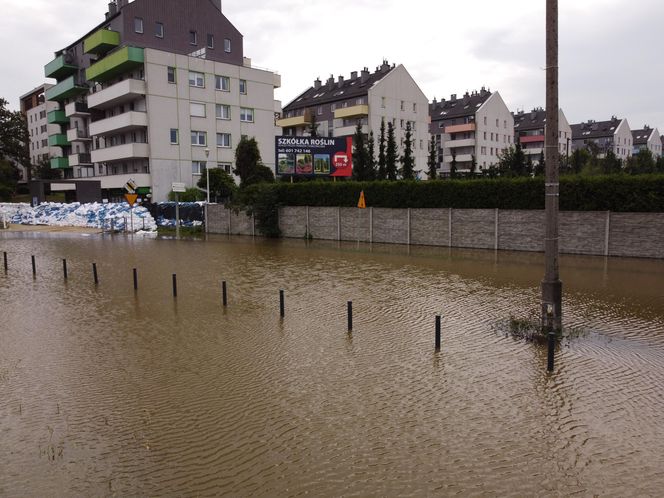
[513,108,546,132]
[632,128,654,145]
[429,89,492,121]
[283,62,395,111]
[571,118,622,140]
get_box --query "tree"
[234,136,270,187]
[308,111,319,138]
[570,148,589,174]
[31,157,62,180]
[470,154,477,177]
[385,121,398,180]
[602,149,622,174]
[197,167,238,202]
[352,121,370,180]
[427,136,437,180]
[399,121,414,180]
[656,154,664,173]
[625,149,655,175]
[497,143,527,177]
[0,97,28,191]
[450,151,457,179]
[532,155,543,176]
[0,160,18,201]
[168,187,205,202]
[367,131,376,180]
[377,118,387,180]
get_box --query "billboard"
[275,136,353,177]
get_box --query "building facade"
[278,61,430,177]
[631,126,661,157]
[19,84,61,181]
[429,89,514,174]
[571,117,632,160]
[513,107,572,163]
[43,0,280,201]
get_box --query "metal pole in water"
[435,315,441,350]
[222,281,227,306]
[133,268,138,290]
[172,273,177,297]
[3,251,7,272]
[62,259,68,280]
[279,290,285,317]
[93,263,99,285]
[547,330,556,372]
[31,255,36,277]
[347,301,353,331]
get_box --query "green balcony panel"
[45,75,88,102]
[48,134,69,147]
[84,29,121,55]
[47,110,69,124]
[50,157,70,169]
[44,54,78,79]
[86,47,144,83]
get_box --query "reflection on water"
[1,232,663,496]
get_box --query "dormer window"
[189,30,197,45]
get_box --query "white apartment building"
[631,126,661,157]
[513,107,573,163]
[279,61,430,177]
[571,117,632,160]
[43,0,280,201]
[19,84,61,179]
[429,89,514,174]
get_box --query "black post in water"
[347,301,353,331]
[279,289,285,317]
[133,268,138,290]
[222,281,227,306]
[3,251,7,272]
[31,255,36,276]
[92,263,99,285]
[435,315,441,350]
[62,259,68,280]
[547,330,556,372]
[172,273,177,297]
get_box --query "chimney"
[361,67,369,83]
[432,97,437,105]
[451,94,457,102]
[337,75,344,87]
[380,59,390,72]
[351,71,358,80]
[326,75,334,87]
[116,0,128,9]
[313,78,321,90]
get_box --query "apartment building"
[631,126,661,157]
[429,88,514,174]
[43,0,281,201]
[278,61,430,177]
[571,117,632,160]
[19,84,61,180]
[513,107,572,163]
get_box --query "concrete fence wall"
[206,204,664,259]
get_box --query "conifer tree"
[367,131,376,180]
[385,121,398,180]
[352,122,368,180]
[427,136,437,180]
[377,118,387,180]
[400,121,414,180]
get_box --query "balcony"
[69,153,92,166]
[520,134,545,144]
[90,111,148,136]
[276,114,311,128]
[44,54,78,79]
[67,127,91,142]
[87,78,146,109]
[447,138,476,148]
[50,157,70,169]
[48,134,69,147]
[334,124,368,137]
[47,110,69,124]
[91,142,150,163]
[45,75,88,102]
[84,29,120,55]
[65,101,90,117]
[443,154,473,163]
[273,73,281,89]
[86,46,144,83]
[444,123,476,134]
[334,104,369,120]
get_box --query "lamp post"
[204,147,210,204]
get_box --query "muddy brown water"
[1,232,663,496]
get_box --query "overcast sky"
[2,0,662,133]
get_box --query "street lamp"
[204,147,210,204]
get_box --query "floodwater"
[1,232,663,497]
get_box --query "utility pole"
[542,0,562,332]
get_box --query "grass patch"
[494,314,589,344]
[157,225,204,237]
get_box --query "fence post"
[31,255,36,277]
[133,268,138,290]
[222,281,227,306]
[172,273,177,297]
[3,251,7,272]
[337,207,341,241]
[347,301,353,331]
[435,315,441,350]
[62,259,68,280]
[605,211,611,257]
[93,263,98,285]
[279,290,285,317]
[448,208,453,247]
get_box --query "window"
[189,71,205,87]
[490,132,494,141]
[192,161,205,175]
[413,103,417,112]
[400,100,405,111]
[207,34,214,49]
[189,30,197,45]
[224,38,231,52]
[381,97,386,108]
[239,79,247,94]
[484,117,487,125]
[217,133,231,148]
[317,106,323,115]
[167,66,176,83]
[218,162,232,174]
[400,119,404,129]
[216,104,230,120]
[496,118,499,127]
[155,22,164,38]
[483,131,487,140]
[134,17,144,34]
[240,107,254,122]
[215,75,230,91]
[191,130,207,146]
[170,128,178,144]
[504,120,507,129]
[190,102,206,117]
[331,103,336,111]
